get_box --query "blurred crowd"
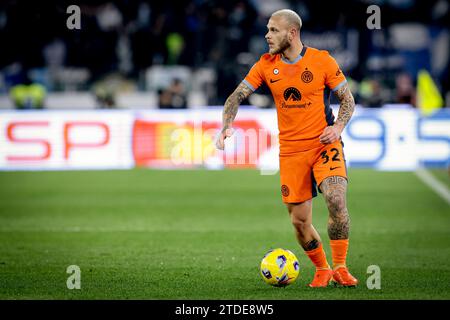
[0,0,449,109]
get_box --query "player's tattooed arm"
[319,83,355,144]
[216,82,253,150]
[333,83,355,130]
[222,82,253,129]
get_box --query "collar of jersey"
[280,46,307,64]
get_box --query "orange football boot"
[332,266,358,287]
[308,268,333,288]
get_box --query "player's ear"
[289,27,297,41]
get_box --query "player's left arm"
[319,83,355,144]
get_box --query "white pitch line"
[415,168,450,206]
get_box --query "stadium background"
[0,0,449,300]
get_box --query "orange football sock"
[330,239,349,269]
[305,243,330,270]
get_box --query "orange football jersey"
[243,46,347,154]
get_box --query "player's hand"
[216,128,234,150]
[319,124,343,144]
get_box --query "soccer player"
[216,9,357,287]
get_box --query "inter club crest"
[281,185,290,197]
[301,69,313,83]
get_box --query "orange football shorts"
[279,139,347,203]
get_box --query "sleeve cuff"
[242,79,255,91]
[331,79,347,92]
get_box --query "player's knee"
[290,214,310,233]
[324,192,346,215]
[286,201,312,233]
[328,212,349,225]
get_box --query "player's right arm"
[215,82,254,150]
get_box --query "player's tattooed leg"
[286,201,322,250]
[320,176,350,240]
[304,239,320,251]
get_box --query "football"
[260,248,300,287]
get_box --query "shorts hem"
[282,194,316,204]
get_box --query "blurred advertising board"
[0,107,448,171]
[0,110,135,170]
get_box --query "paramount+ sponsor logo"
[281,87,311,109]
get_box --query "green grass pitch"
[0,168,449,300]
